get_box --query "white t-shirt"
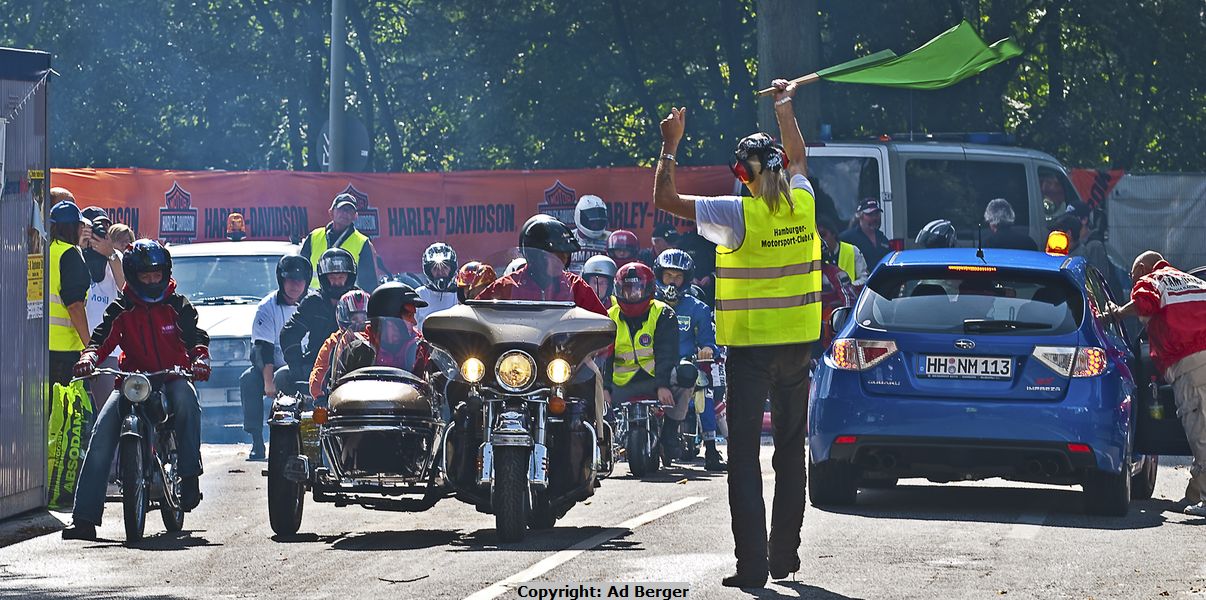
[694,174,815,249]
[416,286,460,331]
[252,292,299,366]
[86,262,122,356]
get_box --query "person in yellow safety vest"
[47,196,95,386]
[299,193,379,291]
[605,263,681,454]
[817,212,868,286]
[653,77,820,589]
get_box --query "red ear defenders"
[730,142,789,184]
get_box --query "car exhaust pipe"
[879,453,898,469]
[858,454,880,469]
[1042,459,1061,477]
[1024,459,1043,476]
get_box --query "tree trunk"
[756,0,820,138]
[718,0,756,139]
[348,4,405,173]
[609,0,662,135]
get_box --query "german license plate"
[920,355,1013,380]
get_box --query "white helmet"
[502,257,527,278]
[574,195,609,240]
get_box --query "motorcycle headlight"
[547,358,572,385]
[460,357,485,383]
[122,374,152,403]
[495,351,536,392]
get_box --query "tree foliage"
[1,0,1200,172]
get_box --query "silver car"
[169,241,298,416]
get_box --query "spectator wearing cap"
[79,206,127,406]
[641,222,679,268]
[300,193,379,291]
[983,198,1038,251]
[840,198,891,267]
[46,191,94,386]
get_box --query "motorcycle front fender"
[120,413,143,438]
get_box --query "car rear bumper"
[808,366,1133,474]
[823,434,1100,484]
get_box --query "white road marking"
[1006,511,1049,539]
[464,496,706,600]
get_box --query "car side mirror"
[830,306,852,333]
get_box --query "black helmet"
[916,219,958,249]
[421,242,459,292]
[316,247,357,300]
[368,281,428,319]
[122,239,173,302]
[276,254,312,289]
[520,214,580,261]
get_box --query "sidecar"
[264,366,446,536]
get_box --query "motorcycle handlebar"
[71,366,194,384]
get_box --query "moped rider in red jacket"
[63,240,211,541]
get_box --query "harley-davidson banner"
[50,167,735,274]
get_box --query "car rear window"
[854,267,1084,335]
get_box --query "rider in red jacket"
[63,240,211,541]
[477,214,607,315]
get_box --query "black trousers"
[725,343,811,575]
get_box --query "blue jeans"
[239,365,291,442]
[71,378,203,526]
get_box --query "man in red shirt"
[477,214,607,316]
[1109,251,1206,515]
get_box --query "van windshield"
[855,268,1084,335]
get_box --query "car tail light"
[1067,443,1092,454]
[889,238,905,252]
[1032,346,1108,378]
[831,339,898,371]
[1072,347,1107,377]
[834,435,858,445]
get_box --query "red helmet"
[455,261,497,299]
[614,262,656,318]
[606,230,640,263]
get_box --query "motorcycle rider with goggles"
[63,240,211,541]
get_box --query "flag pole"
[756,73,822,96]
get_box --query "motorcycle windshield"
[370,316,423,374]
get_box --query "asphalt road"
[1,444,1203,599]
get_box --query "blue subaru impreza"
[808,247,1165,516]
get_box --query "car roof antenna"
[976,222,986,263]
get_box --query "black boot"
[704,439,726,472]
[61,521,97,541]
[661,419,683,463]
[181,476,202,511]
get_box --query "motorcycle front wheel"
[626,422,652,478]
[159,445,185,532]
[267,426,305,536]
[120,437,148,542]
[493,446,531,543]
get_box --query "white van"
[169,241,298,412]
[803,136,1083,248]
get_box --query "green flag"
[823,21,1022,89]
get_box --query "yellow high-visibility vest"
[49,239,85,352]
[714,187,822,347]
[838,241,859,283]
[609,300,667,387]
[307,226,368,287]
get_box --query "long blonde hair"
[756,167,794,215]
